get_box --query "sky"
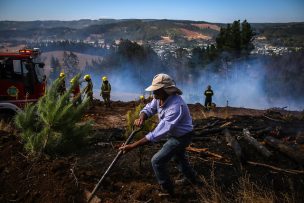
[0,0,304,23]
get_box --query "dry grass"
[0,119,16,134]
[196,164,228,203]
[194,166,294,203]
[235,175,275,203]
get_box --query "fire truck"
[0,48,46,116]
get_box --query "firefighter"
[42,75,47,95]
[204,85,213,110]
[139,95,145,105]
[100,76,111,107]
[83,74,93,104]
[120,73,201,197]
[70,78,82,106]
[58,72,66,96]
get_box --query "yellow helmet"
[59,72,65,78]
[102,76,107,81]
[84,74,91,80]
[140,95,144,100]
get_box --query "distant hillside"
[0,19,220,43]
[0,19,123,30]
[252,23,304,47]
[40,51,102,75]
[0,19,303,47]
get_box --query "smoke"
[93,57,303,111]
[179,56,304,110]
[58,51,304,111]
[85,64,155,102]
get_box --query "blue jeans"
[151,133,196,189]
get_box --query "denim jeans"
[151,133,196,190]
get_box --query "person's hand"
[134,118,144,127]
[134,112,146,127]
[119,143,135,154]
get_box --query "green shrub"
[125,103,157,139]
[14,74,92,155]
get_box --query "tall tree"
[62,51,79,78]
[241,20,255,52]
[49,56,61,80]
[231,20,241,52]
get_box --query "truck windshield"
[34,63,45,83]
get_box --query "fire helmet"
[102,76,108,81]
[59,72,65,78]
[84,74,91,81]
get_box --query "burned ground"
[1,101,304,202]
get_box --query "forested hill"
[1,19,303,47]
[0,19,220,42]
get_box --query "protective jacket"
[101,82,111,95]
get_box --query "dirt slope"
[1,101,304,202]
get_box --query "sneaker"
[158,191,172,197]
[175,177,203,187]
[192,179,204,187]
[159,184,174,197]
[175,177,190,186]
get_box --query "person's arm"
[146,105,183,142]
[119,136,149,153]
[140,99,157,118]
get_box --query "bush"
[125,103,157,139]
[14,74,92,155]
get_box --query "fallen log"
[220,121,232,128]
[255,127,273,137]
[186,146,208,153]
[189,155,233,166]
[195,120,221,131]
[247,161,304,175]
[243,129,272,158]
[263,115,284,122]
[192,137,215,141]
[265,136,304,164]
[224,129,244,162]
[186,146,224,160]
[194,127,223,135]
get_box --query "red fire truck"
[0,48,46,116]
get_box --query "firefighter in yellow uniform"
[83,74,93,105]
[100,76,111,107]
[70,78,82,106]
[58,72,66,96]
[139,95,145,105]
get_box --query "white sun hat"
[145,73,183,95]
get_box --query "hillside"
[0,19,219,43]
[40,51,103,75]
[0,19,303,47]
[1,102,304,202]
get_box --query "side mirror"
[38,63,45,68]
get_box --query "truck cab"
[0,48,46,115]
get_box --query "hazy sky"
[1,0,304,23]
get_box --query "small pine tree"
[125,102,158,171]
[15,74,92,155]
[125,103,157,140]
